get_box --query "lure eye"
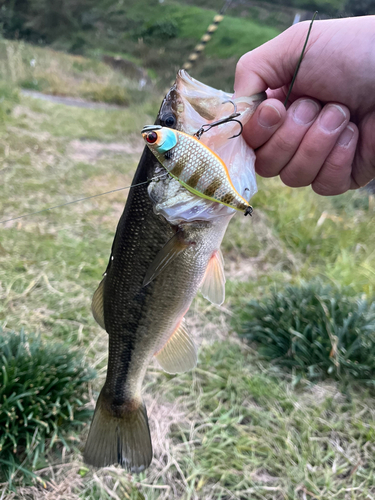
[146,131,158,144]
[163,114,176,128]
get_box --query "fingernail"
[258,104,281,128]
[293,99,320,125]
[320,104,346,132]
[337,125,354,146]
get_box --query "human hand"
[234,16,375,195]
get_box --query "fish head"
[141,125,177,154]
[148,70,266,224]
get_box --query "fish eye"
[146,131,158,143]
[162,114,176,128]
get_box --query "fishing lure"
[141,121,253,216]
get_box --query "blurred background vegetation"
[0,0,375,498]
[0,0,374,91]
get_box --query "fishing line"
[0,173,168,225]
[283,12,318,107]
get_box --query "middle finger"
[255,98,321,178]
[279,103,350,187]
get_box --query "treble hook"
[194,100,243,140]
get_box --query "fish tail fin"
[83,390,152,472]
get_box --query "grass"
[151,340,375,499]
[0,329,95,485]
[112,1,280,90]
[126,2,279,59]
[0,39,146,104]
[236,280,375,381]
[0,41,375,499]
[223,180,375,302]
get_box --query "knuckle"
[283,21,304,40]
[352,158,375,188]
[312,179,349,196]
[255,159,278,178]
[324,146,352,173]
[301,143,319,161]
[279,167,309,188]
[273,133,296,154]
[312,161,352,196]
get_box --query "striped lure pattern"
[141,125,252,215]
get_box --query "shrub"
[0,329,95,482]
[139,19,179,41]
[236,281,375,381]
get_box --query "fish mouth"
[176,69,267,109]
[159,70,266,137]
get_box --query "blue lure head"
[141,125,178,154]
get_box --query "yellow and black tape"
[182,14,225,71]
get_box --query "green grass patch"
[124,1,279,89]
[236,280,375,382]
[0,329,95,485]
[131,3,279,59]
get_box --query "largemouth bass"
[84,70,265,472]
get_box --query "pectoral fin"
[155,319,197,374]
[200,250,225,306]
[143,232,189,287]
[91,278,106,330]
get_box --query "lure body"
[142,126,253,215]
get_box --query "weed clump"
[0,329,95,481]
[237,281,375,381]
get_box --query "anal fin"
[143,231,189,287]
[155,318,197,374]
[91,277,106,330]
[200,249,225,306]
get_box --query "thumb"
[234,22,310,97]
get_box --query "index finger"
[242,98,286,150]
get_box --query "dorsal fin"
[91,277,106,330]
[200,250,225,306]
[143,231,189,287]
[155,318,197,374]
